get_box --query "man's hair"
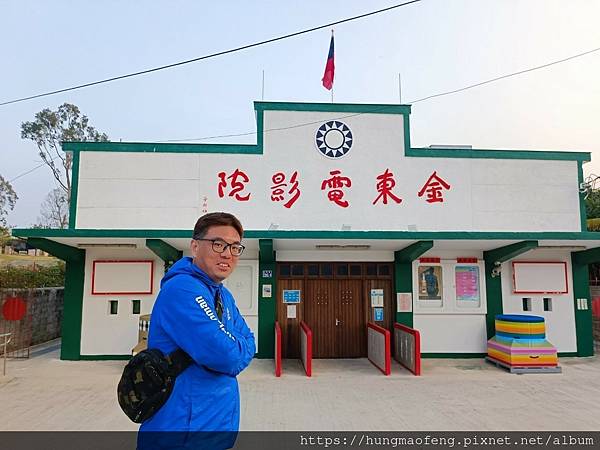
[193,212,244,240]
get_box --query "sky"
[1,0,599,227]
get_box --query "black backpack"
[117,348,192,423]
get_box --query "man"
[138,212,255,449]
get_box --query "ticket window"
[413,260,487,314]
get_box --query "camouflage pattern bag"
[117,348,192,423]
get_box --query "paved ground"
[1,340,599,431]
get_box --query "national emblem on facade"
[315,121,353,158]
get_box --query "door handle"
[335,318,340,326]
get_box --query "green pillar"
[483,240,538,338]
[257,239,276,358]
[571,247,600,356]
[146,239,183,272]
[394,241,433,327]
[28,238,85,360]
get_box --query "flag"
[321,34,335,90]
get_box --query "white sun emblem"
[315,121,353,158]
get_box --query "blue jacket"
[138,257,255,447]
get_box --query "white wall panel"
[74,110,581,232]
[413,314,488,353]
[501,250,577,352]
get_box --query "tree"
[585,190,600,220]
[21,103,108,204]
[0,174,18,229]
[36,188,69,229]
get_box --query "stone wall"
[0,288,64,349]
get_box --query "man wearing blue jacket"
[138,212,255,449]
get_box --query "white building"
[13,101,599,360]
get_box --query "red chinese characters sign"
[270,171,301,209]
[213,169,452,209]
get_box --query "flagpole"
[331,29,334,103]
[398,73,402,104]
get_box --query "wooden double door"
[277,268,393,358]
[305,279,365,358]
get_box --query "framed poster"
[282,290,301,304]
[455,266,480,305]
[418,265,442,301]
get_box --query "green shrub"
[0,263,65,289]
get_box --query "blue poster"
[374,308,384,321]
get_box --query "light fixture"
[77,243,137,248]
[537,245,587,250]
[268,223,279,230]
[341,224,351,231]
[315,244,371,250]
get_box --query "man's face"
[190,225,242,283]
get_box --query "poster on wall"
[418,266,442,300]
[287,305,297,319]
[397,293,413,312]
[455,266,480,303]
[374,308,384,321]
[370,289,384,307]
[283,290,301,303]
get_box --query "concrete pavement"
[1,340,599,431]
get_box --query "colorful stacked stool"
[486,314,561,373]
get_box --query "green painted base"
[422,353,487,359]
[79,355,131,361]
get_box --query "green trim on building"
[483,241,538,339]
[146,239,183,265]
[28,238,85,361]
[570,253,595,356]
[406,147,590,162]
[558,352,579,357]
[484,261,503,339]
[578,161,587,231]
[68,150,80,229]
[483,240,538,264]
[257,239,276,358]
[422,353,487,359]
[63,141,261,154]
[79,355,131,361]
[394,241,433,326]
[572,247,600,265]
[254,101,411,115]
[13,228,600,241]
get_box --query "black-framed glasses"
[194,238,245,256]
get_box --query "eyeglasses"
[194,238,245,256]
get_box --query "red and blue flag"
[321,34,335,90]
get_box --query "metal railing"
[1,332,12,376]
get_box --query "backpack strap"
[165,348,193,377]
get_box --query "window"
[522,298,532,312]
[378,264,390,277]
[349,264,362,276]
[132,300,141,315]
[366,264,377,277]
[279,264,290,277]
[307,264,319,276]
[291,264,304,276]
[336,264,348,277]
[320,264,333,277]
[109,300,118,315]
[543,298,552,312]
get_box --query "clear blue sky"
[2,0,599,227]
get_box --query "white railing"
[1,333,12,376]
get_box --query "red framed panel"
[274,321,282,377]
[457,257,478,264]
[512,261,568,295]
[393,323,421,376]
[419,257,440,264]
[299,321,312,377]
[91,260,154,295]
[367,322,391,376]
